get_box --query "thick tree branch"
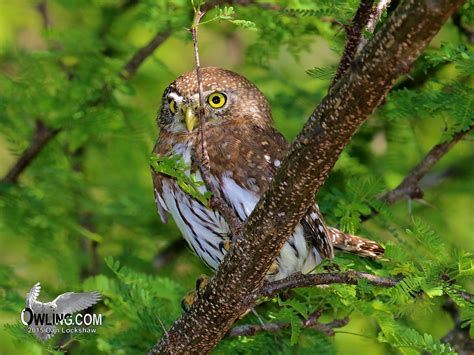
[152,1,466,353]
[228,309,349,338]
[191,9,243,237]
[330,0,374,87]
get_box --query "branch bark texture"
[331,0,374,87]
[152,1,466,353]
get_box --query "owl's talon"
[196,274,209,290]
[268,261,279,275]
[219,239,232,253]
[181,275,210,312]
[181,290,197,312]
[223,239,231,252]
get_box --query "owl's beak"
[185,107,197,132]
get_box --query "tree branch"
[441,298,474,353]
[361,126,473,221]
[1,27,171,185]
[452,11,474,44]
[260,271,398,298]
[0,120,60,185]
[121,30,171,79]
[152,1,466,353]
[330,0,374,88]
[380,127,473,206]
[191,8,243,237]
[228,309,350,338]
[36,0,51,30]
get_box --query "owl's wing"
[301,205,334,259]
[54,291,101,315]
[25,282,41,308]
[151,141,170,224]
[152,172,169,224]
[202,123,333,259]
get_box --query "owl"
[151,67,382,282]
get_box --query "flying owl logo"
[21,283,102,341]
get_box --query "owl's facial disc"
[165,90,229,133]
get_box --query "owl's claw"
[219,239,231,253]
[181,275,209,312]
[268,261,279,275]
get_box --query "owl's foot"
[268,261,279,275]
[181,275,209,312]
[219,239,231,253]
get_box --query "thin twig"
[330,0,374,88]
[36,0,51,30]
[260,271,399,299]
[190,8,243,237]
[362,126,473,221]
[452,11,474,44]
[441,298,474,353]
[228,309,349,338]
[380,127,473,206]
[1,120,60,185]
[121,30,171,79]
[1,26,171,185]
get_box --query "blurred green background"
[0,0,473,354]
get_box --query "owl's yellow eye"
[169,99,177,114]
[207,92,227,109]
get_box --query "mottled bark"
[330,0,374,87]
[152,1,466,353]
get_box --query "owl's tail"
[327,227,384,258]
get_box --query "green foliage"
[377,315,456,354]
[306,65,337,80]
[0,0,473,354]
[214,6,258,31]
[150,154,212,205]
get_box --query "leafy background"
[0,0,473,354]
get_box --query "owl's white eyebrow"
[168,92,183,102]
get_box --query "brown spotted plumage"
[151,67,383,281]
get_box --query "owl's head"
[158,67,272,133]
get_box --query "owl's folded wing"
[152,171,169,224]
